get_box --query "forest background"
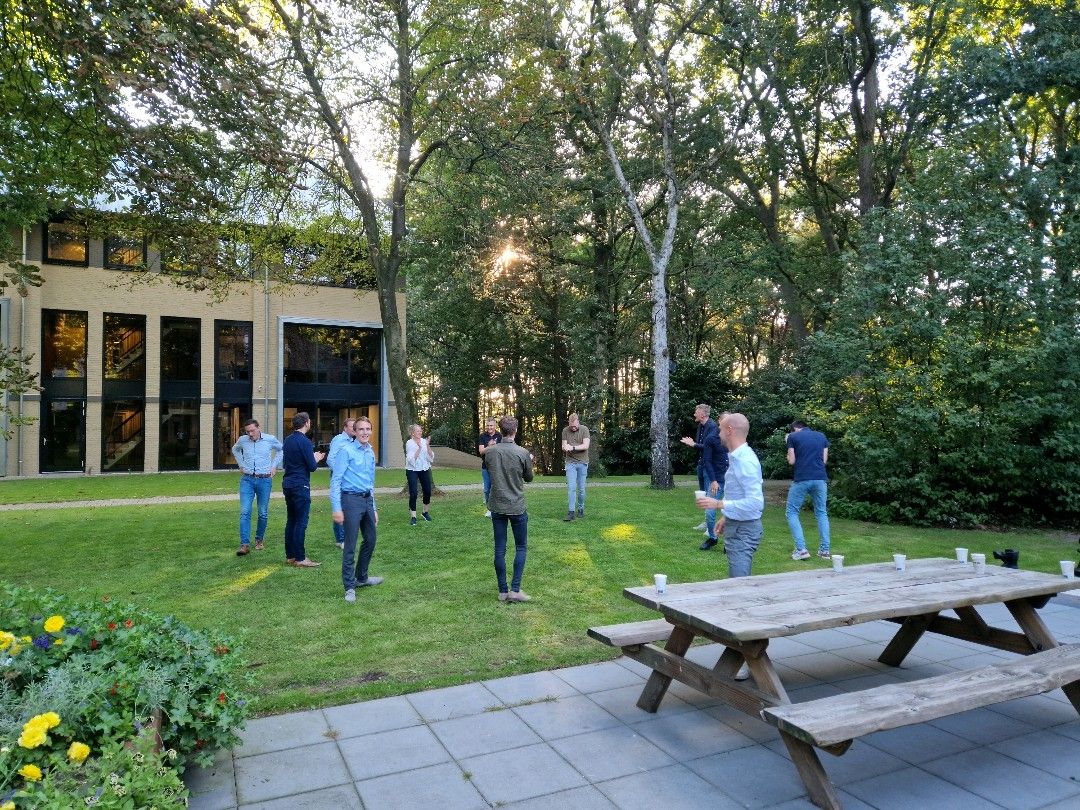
[1,0,1077,529]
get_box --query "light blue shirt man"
[330,418,381,599]
[229,420,283,555]
[330,437,377,513]
[231,431,283,474]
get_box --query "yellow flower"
[2,800,15,810]
[17,727,46,749]
[67,741,91,763]
[0,630,14,649]
[43,615,65,634]
[9,643,21,655]
[38,712,61,729]
[18,763,42,781]
[21,636,30,642]
[53,638,63,646]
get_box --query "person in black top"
[679,404,719,535]
[281,412,326,567]
[477,417,502,518]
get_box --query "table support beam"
[777,733,843,810]
[636,624,694,713]
[1008,599,1080,713]
[879,612,938,666]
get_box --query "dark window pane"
[215,402,248,467]
[42,310,87,379]
[102,399,144,472]
[349,329,381,385]
[104,233,146,269]
[318,327,350,384]
[283,324,317,383]
[215,321,252,381]
[162,318,200,381]
[103,313,146,381]
[45,220,88,264]
[40,399,85,472]
[160,398,199,470]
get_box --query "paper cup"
[654,574,668,594]
[893,553,906,572]
[955,547,968,563]
[1061,561,1076,579]
[971,553,986,573]
[694,490,706,499]
[832,555,844,572]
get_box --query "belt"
[343,490,371,497]
[244,472,273,478]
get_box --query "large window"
[102,400,144,472]
[42,310,87,379]
[162,317,200,381]
[43,219,89,266]
[215,402,248,468]
[283,324,380,386]
[214,321,252,468]
[104,233,147,270]
[40,310,88,473]
[161,317,201,470]
[103,313,146,381]
[216,321,252,382]
[160,400,199,471]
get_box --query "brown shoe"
[508,590,531,602]
[293,559,321,568]
[254,540,265,551]
[236,545,250,556]
[286,558,295,565]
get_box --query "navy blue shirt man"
[680,404,719,541]
[699,427,730,550]
[786,420,831,561]
[281,412,326,568]
[477,418,502,517]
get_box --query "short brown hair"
[499,416,518,436]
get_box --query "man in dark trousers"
[281,412,326,567]
[786,420,831,561]
[477,417,502,518]
[699,419,729,550]
[680,403,719,533]
[486,416,534,602]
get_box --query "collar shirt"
[405,437,434,471]
[693,418,719,457]
[330,440,377,512]
[326,431,354,471]
[231,433,283,474]
[721,442,764,521]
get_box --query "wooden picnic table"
[605,557,1080,809]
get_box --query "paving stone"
[322,695,421,739]
[460,742,588,805]
[930,706,1040,744]
[587,683,696,724]
[430,707,541,758]
[550,725,675,782]
[761,636,822,658]
[703,702,781,744]
[238,783,362,809]
[614,655,653,678]
[845,766,1004,810]
[765,738,906,786]
[863,722,977,763]
[686,744,809,808]
[356,761,488,810]
[513,693,622,739]
[781,651,879,683]
[991,729,1080,781]
[633,708,755,760]
[922,746,1080,809]
[596,763,744,810]
[184,746,235,808]
[987,693,1080,729]
[833,620,902,643]
[483,670,582,704]
[406,681,502,722]
[553,660,646,693]
[235,710,332,758]
[503,785,617,809]
[790,628,870,651]
[337,724,450,781]
[188,790,236,810]
[234,741,350,805]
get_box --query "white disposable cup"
[832,555,844,573]
[1061,561,1075,579]
[972,553,986,573]
[654,574,668,594]
[893,553,906,572]
[694,490,706,499]
[955,547,968,563]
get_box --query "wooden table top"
[624,558,1080,643]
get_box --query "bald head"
[719,412,750,449]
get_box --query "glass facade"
[42,310,88,379]
[216,321,252,382]
[104,233,146,270]
[214,321,253,468]
[161,317,201,470]
[283,324,380,386]
[102,313,146,472]
[103,313,146,381]
[102,399,145,472]
[40,310,88,473]
[44,220,89,265]
[161,318,200,381]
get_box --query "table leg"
[778,733,843,810]
[878,612,938,666]
[1007,599,1080,713]
[636,624,695,712]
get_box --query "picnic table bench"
[589,558,1080,809]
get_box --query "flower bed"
[1,584,253,808]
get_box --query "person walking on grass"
[680,403,718,533]
[486,416,534,602]
[477,418,502,518]
[231,418,283,557]
[326,418,356,550]
[695,412,764,680]
[785,420,831,561]
[331,416,383,602]
[561,413,591,521]
[405,424,435,525]
[698,416,729,551]
[281,411,326,568]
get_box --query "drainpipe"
[263,262,270,427]
[17,227,27,475]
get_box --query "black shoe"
[576,509,584,518]
[699,538,718,551]
[563,511,575,521]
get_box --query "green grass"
[2,479,1074,716]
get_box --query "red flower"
[123,619,134,629]
[217,692,227,704]
[195,739,205,750]
[90,638,99,650]
[107,622,117,631]
[109,682,119,696]
[213,644,230,655]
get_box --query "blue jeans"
[342,491,378,590]
[787,479,831,553]
[566,461,588,512]
[492,511,528,593]
[697,463,717,536]
[481,469,492,504]
[239,475,272,544]
[723,518,763,577]
[283,485,311,561]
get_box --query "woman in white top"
[404,423,435,525]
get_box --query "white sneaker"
[484,510,492,518]
[694,522,708,531]
[791,549,812,560]
[734,664,750,681]
[344,589,356,603]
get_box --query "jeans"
[283,485,311,561]
[407,469,433,512]
[697,463,717,535]
[566,461,588,512]
[723,518,763,578]
[342,491,378,590]
[481,468,492,504]
[492,511,528,593]
[786,479,831,553]
[238,475,272,544]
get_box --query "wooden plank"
[878,612,937,666]
[778,734,844,810]
[636,624,694,713]
[587,619,673,648]
[761,643,1080,748]
[883,613,1037,656]
[1008,599,1080,713]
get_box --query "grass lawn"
[2,475,1074,716]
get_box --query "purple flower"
[33,635,52,650]
[66,627,82,635]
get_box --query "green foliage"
[0,584,253,770]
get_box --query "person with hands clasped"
[330,416,383,602]
[405,423,435,525]
[561,413,591,521]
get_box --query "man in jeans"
[561,413,591,521]
[786,420,831,561]
[477,418,502,518]
[231,418,283,557]
[486,417,534,602]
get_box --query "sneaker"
[344,589,356,603]
[236,545,250,556]
[576,508,584,518]
[792,549,811,560]
[484,510,492,518]
[336,542,344,550]
[694,522,708,531]
[358,576,384,587]
[507,590,531,602]
[734,664,751,681]
[498,592,509,602]
[423,512,433,522]
[817,550,832,560]
[410,517,418,526]
[293,559,320,567]
[254,540,264,551]
[699,537,718,551]
[563,511,575,522]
